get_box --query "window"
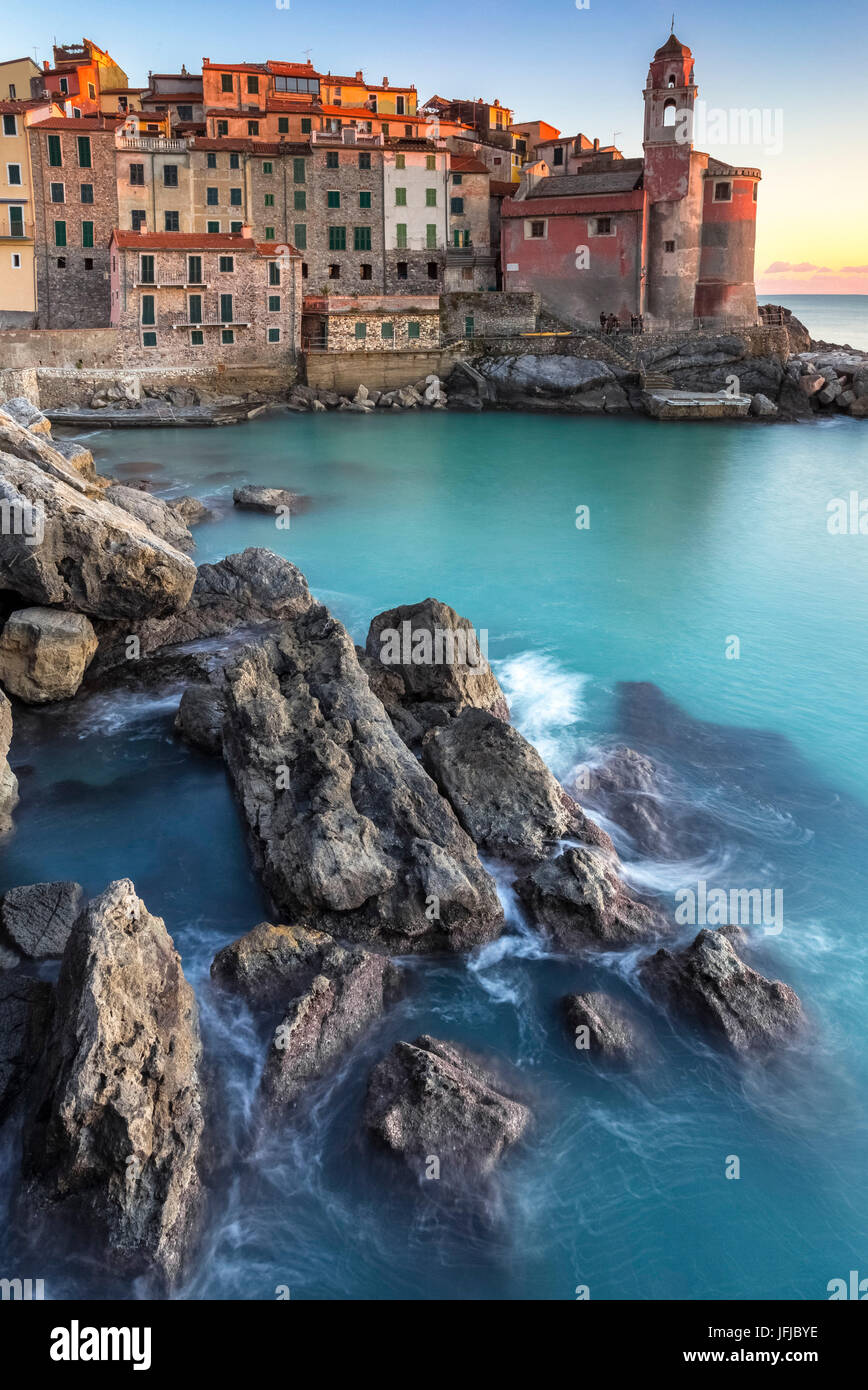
[753,183,758,202]
[590,217,612,235]
[265,225,275,240]
[230,154,240,172]
[141,294,155,325]
[206,152,217,169]
[230,220,242,234]
[6,163,21,185]
[527,219,547,239]
[247,75,259,94]
[426,224,437,249]
[84,257,93,270]
[221,73,234,93]
[426,188,437,206]
[56,256,66,268]
[328,264,340,278]
[82,221,93,248]
[163,164,178,187]
[354,226,372,251]
[395,153,405,170]
[450,196,464,214]
[427,261,438,278]
[129,162,145,186]
[293,190,307,212]
[137,253,154,283]
[50,183,64,203]
[359,190,372,209]
[267,327,280,342]
[355,322,366,339]
[327,190,340,208]
[714,181,732,202]
[80,183,93,203]
[229,188,242,205]
[404,125,412,138]
[8,207,24,237]
[426,155,436,171]
[452,173,463,186]
[396,97,405,115]
[263,161,272,174]
[188,255,202,283]
[206,186,219,205]
[207,219,219,233]
[220,292,234,322]
[301,118,311,134]
[217,121,228,137]
[164,211,179,231]
[59,77,68,95]
[268,261,280,285]
[293,157,306,182]
[326,151,339,169]
[88,82,97,100]
[328,225,346,250]
[131,209,146,231]
[142,331,157,347]
[3,114,17,136]
[11,252,21,269]
[465,315,475,338]
[248,121,259,136]
[264,193,274,206]
[553,147,564,166]
[359,151,371,170]
[54,219,66,247]
[222,328,235,344]
[268,294,280,311]
[77,136,91,168]
[7,85,14,100]
[219,255,234,272]
[381,322,394,340]
[360,263,372,280]
[178,106,193,123]
[278,117,289,134]
[663,99,677,127]
[395,186,406,206]
[396,223,407,249]
[664,239,675,253]
[396,260,408,279]
[191,329,204,345]
[294,223,306,249]
[408,321,420,339]
[188,293,203,323]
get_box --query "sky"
[7,0,867,293]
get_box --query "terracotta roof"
[267,61,320,77]
[112,231,259,251]
[320,103,424,122]
[256,241,301,256]
[489,180,516,196]
[502,189,643,216]
[203,61,268,74]
[449,154,490,174]
[527,169,643,196]
[29,114,123,131]
[142,92,202,103]
[304,294,439,313]
[0,98,51,112]
[654,33,691,58]
[192,137,300,154]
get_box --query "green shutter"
[396,223,407,249]
[327,190,340,208]
[293,157,306,183]
[188,294,202,323]
[380,322,393,340]
[354,226,371,251]
[81,221,93,248]
[54,219,66,247]
[426,224,437,249]
[77,135,91,168]
[188,255,202,283]
[355,322,366,339]
[141,295,155,325]
[359,191,371,209]
[220,293,233,322]
[426,187,437,206]
[294,223,307,250]
[294,190,306,210]
[328,225,346,251]
[395,187,406,206]
[301,117,311,134]
[408,321,420,339]
[47,134,62,166]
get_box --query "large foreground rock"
[0,606,97,702]
[365,1035,531,1184]
[0,689,17,834]
[640,927,804,1055]
[0,451,196,620]
[220,606,504,952]
[563,991,644,1063]
[105,484,195,554]
[422,707,613,862]
[514,845,663,950]
[0,975,53,1121]
[21,881,205,1287]
[1,880,83,959]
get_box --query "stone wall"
[35,363,294,408]
[305,348,459,394]
[319,309,441,353]
[0,327,119,368]
[441,291,539,340]
[0,367,40,404]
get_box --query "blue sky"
[6,0,867,288]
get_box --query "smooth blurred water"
[3,409,868,1300]
[757,294,868,350]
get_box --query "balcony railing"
[2,221,34,241]
[116,135,191,152]
[311,128,385,146]
[446,246,496,265]
[135,278,209,289]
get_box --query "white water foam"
[495,651,589,776]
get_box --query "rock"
[262,944,402,1107]
[365,1035,530,1185]
[0,451,197,620]
[211,920,334,1006]
[582,745,674,856]
[0,607,98,702]
[422,707,613,862]
[49,437,98,482]
[850,397,868,418]
[0,975,53,1122]
[750,393,778,417]
[174,683,225,753]
[167,496,212,526]
[514,846,663,950]
[233,485,296,513]
[478,354,617,399]
[562,991,644,1063]
[424,379,441,404]
[311,399,327,412]
[21,880,205,1288]
[0,409,103,493]
[353,384,369,403]
[0,943,19,971]
[364,597,509,749]
[0,688,18,834]
[799,374,825,396]
[166,385,198,408]
[1,881,84,959]
[640,927,804,1055]
[106,485,195,554]
[1,397,51,434]
[818,380,843,405]
[838,389,856,408]
[219,604,504,952]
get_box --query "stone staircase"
[640,368,675,390]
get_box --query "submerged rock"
[0,606,98,702]
[422,707,613,862]
[220,605,504,952]
[640,927,804,1055]
[233,485,296,513]
[0,689,18,834]
[0,880,84,959]
[21,880,205,1288]
[167,496,212,526]
[582,744,673,857]
[365,1035,531,1184]
[211,920,334,1007]
[514,845,663,950]
[0,974,54,1121]
[562,991,644,1063]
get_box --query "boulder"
[640,927,804,1055]
[0,688,18,834]
[105,485,195,554]
[1,397,51,434]
[219,605,504,952]
[0,975,54,1122]
[422,707,613,862]
[174,683,226,754]
[750,393,778,417]
[1,881,84,959]
[0,451,197,620]
[0,409,104,493]
[233,485,296,513]
[21,880,205,1288]
[478,355,617,398]
[582,745,673,856]
[799,374,825,396]
[0,607,98,702]
[49,437,98,483]
[167,496,212,526]
[365,1035,530,1184]
[562,991,644,1063]
[211,920,334,1007]
[514,845,664,950]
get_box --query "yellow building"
[0,95,45,324]
[0,56,41,103]
[319,69,417,117]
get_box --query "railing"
[2,221,34,240]
[311,129,385,146]
[116,135,191,152]
[446,247,496,265]
[135,278,209,289]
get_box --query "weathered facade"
[444,155,496,292]
[302,293,440,351]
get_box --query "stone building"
[445,155,496,292]
[141,69,204,134]
[109,229,301,367]
[500,34,760,329]
[382,140,448,293]
[201,60,322,143]
[29,114,122,327]
[301,293,440,351]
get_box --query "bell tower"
[643,33,697,147]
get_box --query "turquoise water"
[757,293,868,350]
[3,409,868,1299]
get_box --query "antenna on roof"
[671,13,675,33]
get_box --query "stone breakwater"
[0,399,809,1287]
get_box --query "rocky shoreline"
[0,398,812,1288]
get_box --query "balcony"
[170,320,251,329]
[446,246,496,266]
[2,221,34,242]
[135,279,209,289]
[311,128,385,147]
[116,135,191,153]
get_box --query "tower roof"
[654,34,691,59]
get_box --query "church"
[500,34,761,329]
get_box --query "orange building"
[33,39,133,119]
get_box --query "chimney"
[593,137,599,151]
[241,223,253,240]
[355,70,363,81]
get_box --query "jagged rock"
[105,485,195,554]
[0,409,103,493]
[478,354,617,398]
[262,945,402,1107]
[640,927,804,1055]
[1,881,83,959]
[365,1035,530,1184]
[582,744,674,856]
[50,436,98,482]
[0,607,98,702]
[750,393,778,417]
[167,496,212,526]
[219,605,504,952]
[233,485,297,513]
[514,845,663,950]
[174,683,225,753]
[0,451,196,620]
[1,397,51,434]
[818,379,843,405]
[211,920,334,1006]
[799,374,825,396]
[0,975,53,1121]
[422,707,613,862]
[1,688,19,834]
[562,991,644,1063]
[21,880,205,1288]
